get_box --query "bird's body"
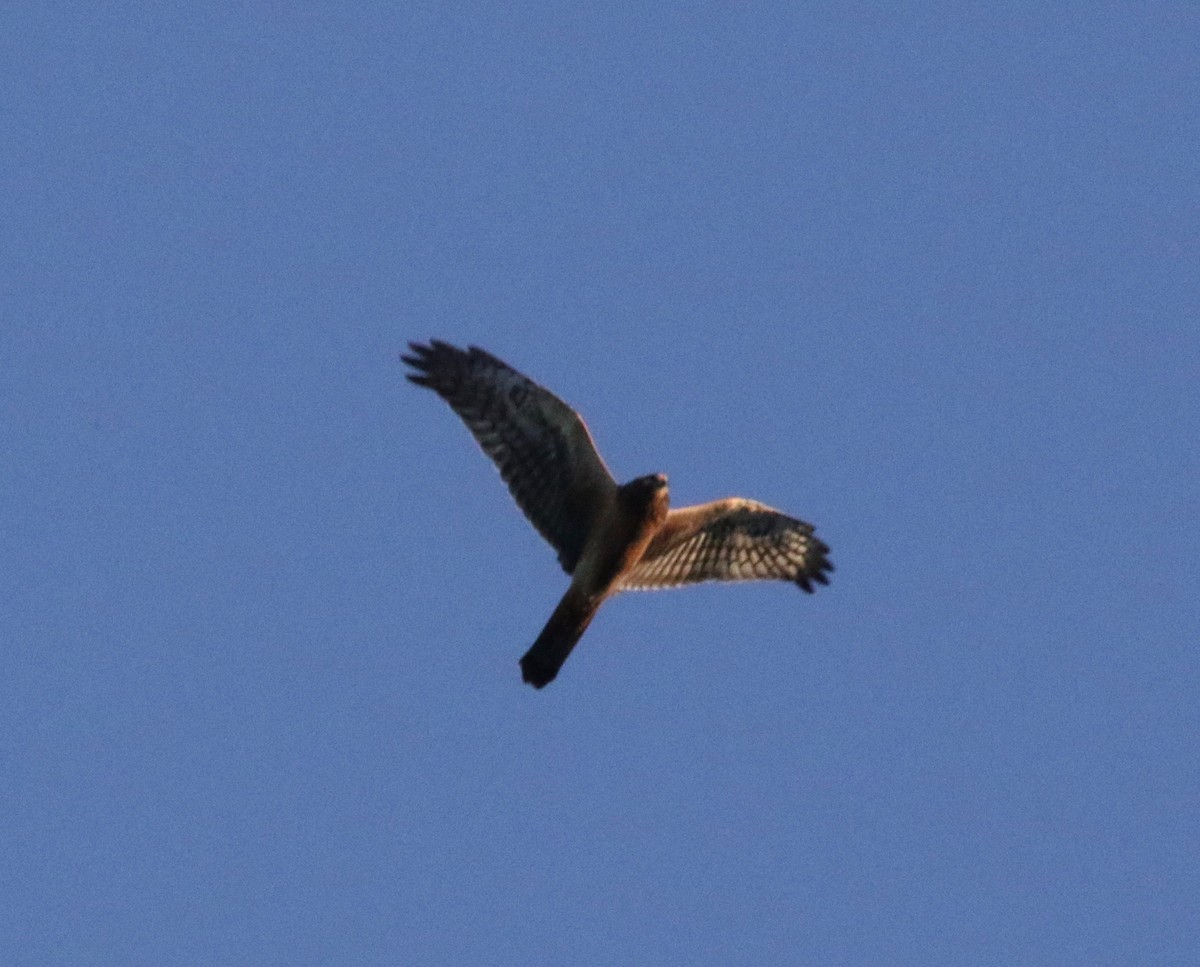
[521,473,670,687]
[403,340,832,688]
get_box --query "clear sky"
[3,3,1197,965]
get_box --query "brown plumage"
[403,340,832,688]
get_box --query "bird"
[402,340,833,688]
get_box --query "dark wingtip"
[796,540,834,593]
[401,341,430,369]
[403,340,506,381]
[401,340,456,384]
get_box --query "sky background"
[3,3,1198,965]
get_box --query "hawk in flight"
[403,340,833,688]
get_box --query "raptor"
[403,340,833,688]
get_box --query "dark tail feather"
[519,589,600,689]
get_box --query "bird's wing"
[404,340,617,573]
[618,498,833,593]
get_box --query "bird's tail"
[519,587,601,689]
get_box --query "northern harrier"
[403,340,833,688]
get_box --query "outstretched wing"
[403,340,617,573]
[619,498,833,593]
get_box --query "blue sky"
[3,3,1198,964]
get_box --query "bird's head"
[620,473,670,517]
[633,472,668,493]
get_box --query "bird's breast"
[571,497,667,597]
